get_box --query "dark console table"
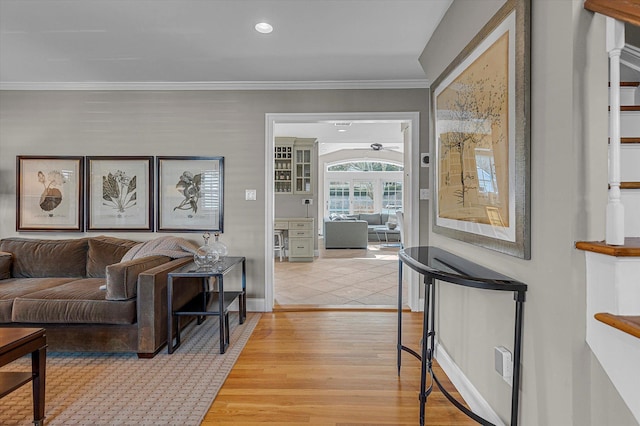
[397,246,527,426]
[167,257,246,354]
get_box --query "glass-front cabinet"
[275,138,315,195]
[294,144,313,194]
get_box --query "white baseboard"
[435,342,505,426]
[229,298,266,312]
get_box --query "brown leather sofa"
[0,236,200,358]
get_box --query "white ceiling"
[0,0,450,151]
[0,0,452,87]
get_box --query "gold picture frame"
[431,0,531,259]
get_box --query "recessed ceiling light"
[255,22,273,34]
[337,129,347,133]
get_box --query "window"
[382,180,403,214]
[328,181,350,214]
[324,161,403,217]
[352,180,375,213]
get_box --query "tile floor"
[274,240,407,309]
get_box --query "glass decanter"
[210,232,228,261]
[194,232,219,269]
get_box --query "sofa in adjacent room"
[323,218,368,249]
[323,212,401,249]
[0,236,202,358]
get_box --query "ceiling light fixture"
[255,22,273,34]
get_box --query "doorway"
[264,112,420,312]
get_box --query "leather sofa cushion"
[0,277,78,323]
[0,251,11,280]
[11,278,136,325]
[86,236,139,278]
[0,238,88,278]
[106,255,170,301]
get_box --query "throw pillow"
[87,236,139,278]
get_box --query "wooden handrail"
[584,0,640,26]
[595,313,640,339]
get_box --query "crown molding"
[0,79,430,91]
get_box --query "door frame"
[264,112,421,312]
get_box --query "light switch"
[419,188,430,200]
[245,189,257,201]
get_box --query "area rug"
[0,312,260,425]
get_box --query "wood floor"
[203,311,475,425]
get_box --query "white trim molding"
[0,79,430,91]
[621,43,640,73]
[264,112,422,312]
[435,342,505,426]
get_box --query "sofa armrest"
[0,251,11,280]
[136,257,203,357]
[106,255,170,300]
[324,220,368,249]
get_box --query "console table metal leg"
[419,276,435,426]
[168,277,175,354]
[397,258,404,375]
[511,294,525,426]
[240,259,247,324]
[218,275,227,354]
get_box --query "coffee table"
[0,327,47,426]
[372,225,401,247]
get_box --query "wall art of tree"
[438,69,506,208]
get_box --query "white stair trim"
[584,251,640,423]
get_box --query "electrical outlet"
[494,346,513,386]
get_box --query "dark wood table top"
[0,328,46,355]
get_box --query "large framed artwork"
[86,156,154,231]
[431,0,530,259]
[16,156,84,231]
[157,156,224,232]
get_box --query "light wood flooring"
[274,241,407,309]
[203,311,475,425]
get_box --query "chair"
[395,211,405,248]
[274,230,285,262]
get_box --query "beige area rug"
[0,312,259,425]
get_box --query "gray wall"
[0,89,429,300]
[420,0,636,425]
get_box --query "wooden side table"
[0,327,47,426]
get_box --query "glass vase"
[210,232,228,261]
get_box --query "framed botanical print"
[157,156,224,232]
[86,156,154,231]
[16,156,84,231]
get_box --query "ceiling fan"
[370,143,400,151]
